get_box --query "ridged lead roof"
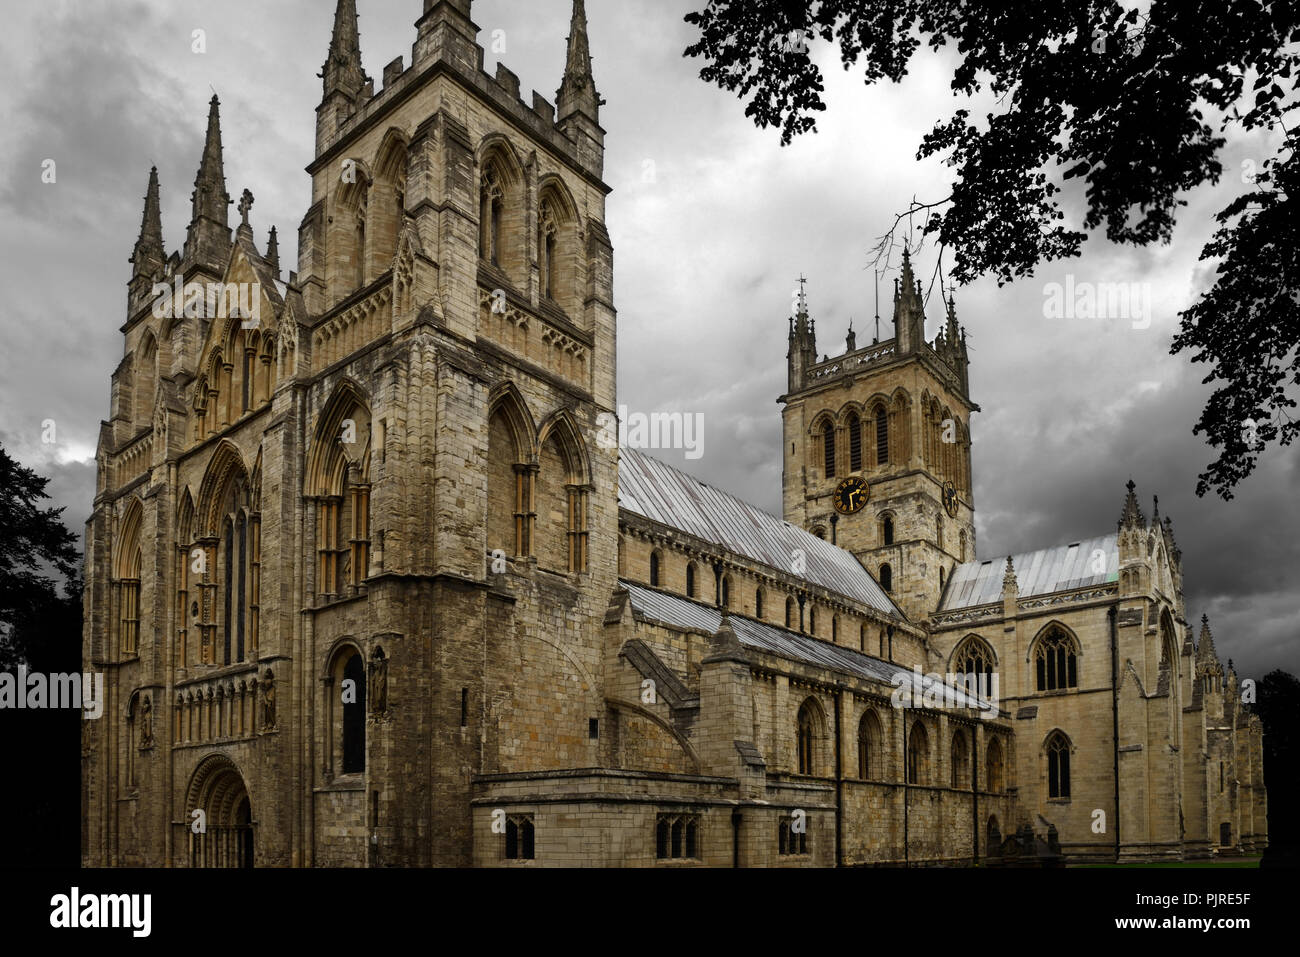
[618,448,902,619]
[622,582,990,709]
[939,533,1118,611]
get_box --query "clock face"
[942,481,960,518]
[833,477,869,514]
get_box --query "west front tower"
[779,250,977,621]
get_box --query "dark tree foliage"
[685,0,1299,498]
[0,442,82,866]
[1257,670,1299,865]
[0,441,81,670]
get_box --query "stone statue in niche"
[261,669,277,731]
[369,649,388,714]
[139,694,154,748]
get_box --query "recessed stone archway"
[186,754,254,868]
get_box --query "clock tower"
[779,250,978,621]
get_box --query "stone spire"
[1118,479,1146,529]
[322,0,368,101]
[130,166,165,278]
[557,0,600,124]
[183,96,232,273]
[192,96,229,226]
[265,226,280,276]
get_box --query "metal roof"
[622,582,990,710]
[618,448,902,619]
[939,533,1119,611]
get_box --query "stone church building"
[81,0,1266,867]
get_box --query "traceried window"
[655,813,700,860]
[953,635,996,687]
[1035,627,1078,691]
[1046,731,1071,799]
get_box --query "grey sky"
[0,0,1294,680]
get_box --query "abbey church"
[81,0,1266,867]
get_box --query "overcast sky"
[0,0,1294,680]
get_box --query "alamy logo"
[1042,275,1151,329]
[49,887,151,937]
[596,405,704,460]
[0,667,103,718]
[890,666,1000,720]
[151,273,262,326]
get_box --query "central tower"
[778,250,978,621]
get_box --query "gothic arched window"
[538,198,559,300]
[907,719,929,784]
[951,730,970,789]
[1046,731,1071,799]
[857,710,881,780]
[986,736,1005,793]
[822,419,836,478]
[797,700,819,775]
[872,401,889,466]
[953,634,996,687]
[1034,627,1078,691]
[341,650,366,774]
[880,563,893,592]
[847,412,862,471]
[480,164,503,266]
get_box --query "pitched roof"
[621,582,990,710]
[939,533,1118,611]
[618,447,902,619]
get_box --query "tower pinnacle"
[557,0,601,124]
[130,166,164,276]
[183,95,232,272]
[322,0,368,101]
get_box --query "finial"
[266,226,280,275]
[238,189,254,228]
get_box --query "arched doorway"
[187,755,254,868]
